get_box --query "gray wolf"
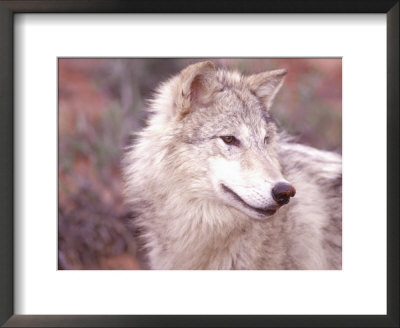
[124,61,342,270]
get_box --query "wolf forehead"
[193,69,273,113]
[183,102,275,142]
[203,71,273,116]
[175,64,282,129]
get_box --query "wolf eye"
[221,136,235,144]
[264,136,270,144]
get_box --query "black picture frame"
[0,1,398,327]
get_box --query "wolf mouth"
[221,184,279,216]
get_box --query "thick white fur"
[124,62,342,270]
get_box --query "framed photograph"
[0,1,398,327]
[57,57,343,272]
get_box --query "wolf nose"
[272,182,296,206]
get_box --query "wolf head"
[137,61,295,220]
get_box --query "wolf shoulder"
[278,141,342,186]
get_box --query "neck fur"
[144,196,250,269]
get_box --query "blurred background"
[58,58,342,270]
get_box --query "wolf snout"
[272,182,296,206]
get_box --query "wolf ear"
[247,69,287,110]
[176,61,217,117]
